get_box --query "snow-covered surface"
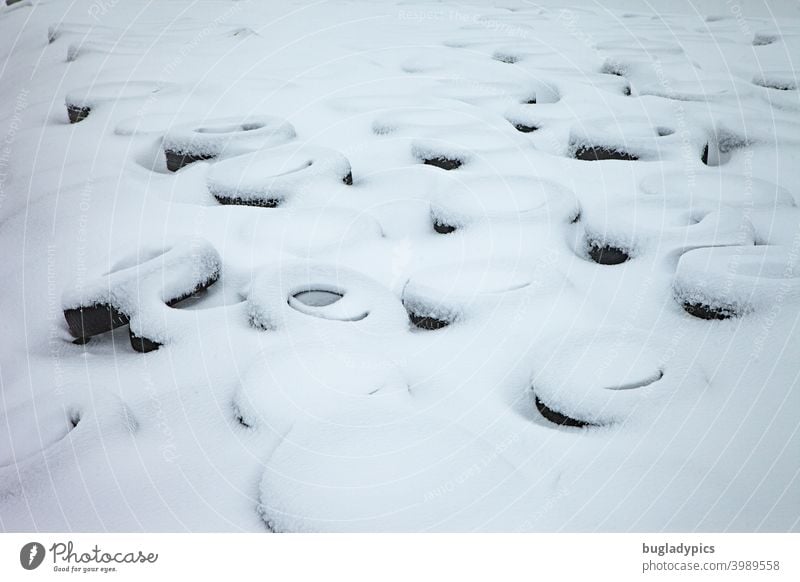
[0,0,799,532]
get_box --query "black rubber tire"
[433,220,457,234]
[588,244,630,265]
[67,105,90,124]
[165,149,215,172]
[423,156,463,171]
[682,301,736,320]
[535,396,594,428]
[64,303,130,340]
[574,145,638,161]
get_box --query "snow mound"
[674,245,800,318]
[258,406,538,532]
[207,144,352,207]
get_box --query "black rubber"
[64,303,130,340]
[129,330,161,353]
[408,311,451,330]
[67,105,90,124]
[423,156,463,171]
[682,301,736,321]
[494,53,519,64]
[342,171,353,185]
[433,220,457,234]
[574,145,638,161]
[701,144,709,165]
[514,123,538,133]
[535,396,594,428]
[214,195,282,208]
[165,149,215,172]
[588,244,630,265]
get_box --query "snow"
[0,0,798,532]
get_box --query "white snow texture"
[0,0,798,532]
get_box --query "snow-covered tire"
[528,328,692,428]
[639,171,796,210]
[62,238,221,352]
[162,116,296,172]
[206,144,352,207]
[572,205,754,265]
[246,261,408,336]
[402,261,553,330]
[568,116,679,162]
[429,175,579,234]
[64,81,173,124]
[673,245,800,320]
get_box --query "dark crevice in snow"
[573,145,639,161]
[407,310,451,330]
[433,220,457,234]
[493,52,519,64]
[129,330,161,353]
[513,122,538,133]
[682,301,737,320]
[67,105,90,124]
[701,129,749,166]
[534,396,596,428]
[602,369,664,391]
[422,156,463,171]
[68,410,81,429]
[64,303,131,340]
[752,32,779,46]
[214,194,283,208]
[587,241,631,265]
[164,149,215,172]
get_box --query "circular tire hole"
[292,289,344,307]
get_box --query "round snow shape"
[429,175,579,233]
[62,238,221,352]
[162,115,296,171]
[700,128,749,167]
[752,71,797,91]
[402,261,557,330]
[639,172,796,210]
[65,81,175,124]
[0,397,80,467]
[257,407,535,532]
[411,139,470,171]
[114,113,202,136]
[246,261,408,336]
[568,117,679,162]
[0,390,136,468]
[370,107,477,137]
[529,329,681,428]
[637,79,735,102]
[232,344,411,437]
[674,245,800,320]
[410,127,507,171]
[573,204,754,265]
[206,144,352,207]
